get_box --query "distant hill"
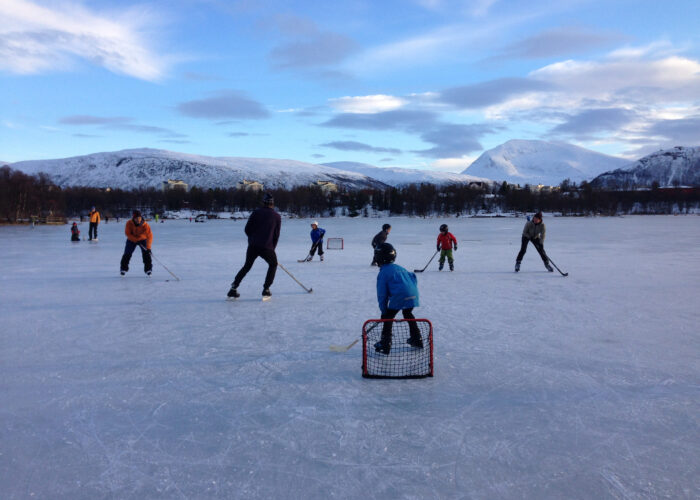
[590,146,700,188]
[10,148,388,191]
[462,139,629,186]
[322,161,492,187]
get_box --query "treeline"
[1,165,698,223]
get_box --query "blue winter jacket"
[310,227,326,244]
[376,263,420,314]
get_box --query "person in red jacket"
[436,223,458,271]
[120,210,153,276]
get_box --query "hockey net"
[326,237,344,250]
[362,319,433,379]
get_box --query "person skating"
[120,210,153,276]
[88,206,100,241]
[70,222,80,242]
[370,223,391,266]
[373,243,423,355]
[515,211,553,272]
[302,221,325,262]
[227,193,281,299]
[436,223,458,271]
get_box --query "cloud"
[177,91,270,119]
[320,141,402,155]
[266,14,357,69]
[321,110,438,131]
[431,156,479,172]
[493,26,622,60]
[228,132,249,137]
[0,0,171,81]
[440,77,553,109]
[321,109,492,159]
[551,108,639,136]
[311,153,325,159]
[646,116,700,144]
[59,115,129,125]
[413,123,492,158]
[329,95,407,114]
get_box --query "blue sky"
[2,0,699,170]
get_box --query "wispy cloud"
[320,141,402,155]
[59,114,185,138]
[0,0,172,81]
[177,90,270,119]
[329,95,406,114]
[551,108,639,136]
[440,78,553,109]
[59,115,129,125]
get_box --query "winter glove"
[437,244,441,251]
[454,245,457,251]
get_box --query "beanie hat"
[132,210,142,218]
[263,193,274,205]
[534,211,543,219]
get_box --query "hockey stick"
[546,256,568,277]
[414,250,439,273]
[139,244,181,281]
[278,262,313,293]
[534,242,568,277]
[298,240,322,262]
[329,322,379,352]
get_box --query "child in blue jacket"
[302,221,326,262]
[374,242,423,354]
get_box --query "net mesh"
[326,238,344,249]
[362,319,433,378]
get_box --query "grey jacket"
[522,220,546,242]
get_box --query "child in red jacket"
[436,224,457,271]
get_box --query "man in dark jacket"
[515,212,553,272]
[370,223,391,266]
[228,193,282,299]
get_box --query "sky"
[1,0,700,171]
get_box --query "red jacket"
[437,232,457,250]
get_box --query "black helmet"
[263,193,274,205]
[439,223,448,232]
[382,223,391,231]
[374,242,396,265]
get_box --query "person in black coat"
[371,223,391,266]
[228,193,282,299]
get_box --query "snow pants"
[233,246,277,289]
[516,236,549,265]
[309,240,324,257]
[439,249,454,266]
[120,240,152,273]
[380,308,422,346]
[89,222,98,240]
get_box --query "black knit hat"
[263,193,274,205]
[132,210,142,218]
[534,211,543,219]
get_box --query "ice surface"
[1,216,699,499]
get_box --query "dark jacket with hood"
[245,206,281,250]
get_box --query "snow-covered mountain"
[10,148,387,191]
[322,161,492,187]
[462,140,629,186]
[591,146,700,188]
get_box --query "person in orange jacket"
[120,210,153,276]
[88,206,101,241]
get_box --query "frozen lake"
[1,215,699,499]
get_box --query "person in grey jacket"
[515,212,553,272]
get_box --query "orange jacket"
[89,210,101,223]
[125,219,153,249]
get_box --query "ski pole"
[414,250,439,273]
[139,244,181,281]
[278,262,313,293]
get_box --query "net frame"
[362,319,433,379]
[326,237,344,250]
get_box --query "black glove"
[437,244,441,251]
[454,246,457,251]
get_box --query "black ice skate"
[227,286,240,299]
[406,336,424,349]
[374,340,391,355]
[515,261,521,272]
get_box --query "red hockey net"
[326,237,344,249]
[362,319,433,379]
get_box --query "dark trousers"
[516,236,548,264]
[380,308,421,344]
[233,246,277,289]
[120,240,152,273]
[89,222,98,240]
[309,240,324,257]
